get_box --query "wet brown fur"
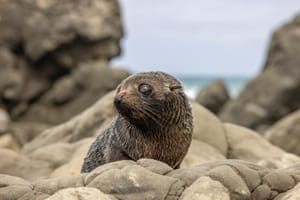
[81,71,193,173]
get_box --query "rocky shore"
[1,0,300,199]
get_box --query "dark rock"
[195,80,230,114]
[219,15,300,130]
[264,109,300,156]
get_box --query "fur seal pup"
[81,71,193,173]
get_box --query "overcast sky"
[113,0,300,76]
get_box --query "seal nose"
[114,95,122,105]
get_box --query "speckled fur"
[81,71,193,173]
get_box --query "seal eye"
[138,84,153,96]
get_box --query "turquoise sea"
[177,75,251,99]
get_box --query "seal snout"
[114,91,126,105]
[114,95,122,106]
[114,92,127,111]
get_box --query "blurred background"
[114,0,300,97]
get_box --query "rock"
[262,171,295,192]
[190,100,228,156]
[180,176,230,200]
[0,0,123,61]
[264,109,300,156]
[0,133,20,151]
[195,80,230,114]
[1,159,300,199]
[46,187,117,200]
[84,160,137,185]
[0,148,52,180]
[19,62,129,125]
[274,183,300,200]
[223,123,300,169]
[9,121,50,146]
[22,0,123,62]
[170,159,300,199]
[23,90,116,154]
[28,143,75,168]
[0,0,129,144]
[252,185,272,200]
[204,165,251,199]
[181,140,225,168]
[169,160,261,187]
[87,164,186,200]
[219,15,300,130]
[33,175,86,195]
[0,174,33,200]
[0,108,9,133]
[136,159,173,175]
[50,138,93,177]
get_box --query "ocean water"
[177,75,251,99]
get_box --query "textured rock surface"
[0,0,129,145]
[179,176,230,200]
[195,80,230,114]
[264,109,300,156]
[1,159,300,200]
[0,0,123,61]
[219,15,300,130]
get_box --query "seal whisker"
[136,106,164,127]
[142,105,170,126]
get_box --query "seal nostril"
[114,95,122,105]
